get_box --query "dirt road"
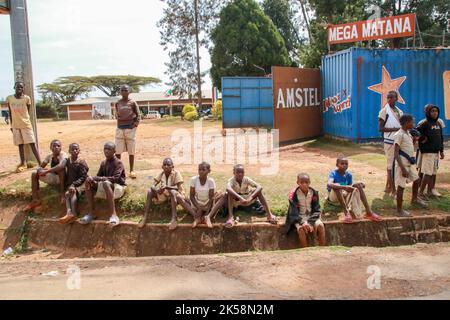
[1,243,449,300]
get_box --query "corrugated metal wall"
[322,48,450,142]
[222,77,274,128]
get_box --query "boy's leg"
[419,174,432,196]
[207,194,226,219]
[57,170,65,204]
[353,183,382,220]
[129,155,134,173]
[316,223,326,246]
[102,182,117,220]
[65,191,72,215]
[139,188,156,227]
[70,193,78,216]
[296,224,308,248]
[254,190,277,223]
[31,170,40,202]
[168,190,178,230]
[175,193,197,217]
[85,182,95,214]
[18,144,26,166]
[396,186,409,216]
[332,189,352,220]
[226,193,234,221]
[29,143,42,165]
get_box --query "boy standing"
[6,82,42,172]
[115,85,140,179]
[393,115,427,217]
[225,164,278,228]
[140,158,194,230]
[285,173,326,248]
[417,104,445,198]
[80,142,126,226]
[327,156,383,224]
[24,139,67,211]
[378,91,403,196]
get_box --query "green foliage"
[36,100,58,119]
[182,103,197,116]
[184,110,199,121]
[210,0,291,88]
[212,100,222,119]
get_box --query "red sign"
[328,13,415,45]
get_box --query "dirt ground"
[0,243,449,300]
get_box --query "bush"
[162,114,174,119]
[212,100,222,120]
[184,110,199,121]
[182,104,196,116]
[36,101,58,119]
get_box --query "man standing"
[378,91,403,196]
[115,85,140,179]
[6,81,42,172]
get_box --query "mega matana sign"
[328,13,415,45]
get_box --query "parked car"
[199,108,212,118]
[145,111,161,119]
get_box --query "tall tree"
[158,0,228,107]
[88,75,161,97]
[210,0,291,89]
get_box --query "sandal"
[224,218,234,229]
[108,216,120,227]
[364,213,383,222]
[79,213,94,225]
[16,165,27,173]
[129,171,137,179]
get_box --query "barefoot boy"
[24,139,67,211]
[190,162,226,228]
[140,158,194,230]
[225,164,278,228]
[115,85,140,179]
[6,81,42,172]
[416,104,445,198]
[393,114,427,217]
[285,173,326,248]
[80,142,126,226]
[327,156,383,224]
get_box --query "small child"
[140,158,195,230]
[225,164,278,228]
[190,162,226,228]
[393,114,427,217]
[416,104,445,198]
[285,173,326,248]
[24,139,67,211]
[327,156,382,224]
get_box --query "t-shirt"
[116,99,140,127]
[154,170,184,193]
[296,188,313,215]
[6,95,32,129]
[394,128,415,165]
[378,105,403,122]
[327,169,353,192]
[65,157,89,188]
[228,176,258,195]
[190,176,216,203]
[44,151,67,168]
[97,156,126,186]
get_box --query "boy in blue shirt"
[327,156,382,224]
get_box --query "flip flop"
[79,214,94,225]
[24,200,42,212]
[108,216,120,227]
[16,165,27,173]
[59,213,77,225]
[364,213,383,222]
[224,218,234,229]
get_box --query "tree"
[262,0,303,65]
[158,0,228,106]
[89,75,161,97]
[210,0,291,89]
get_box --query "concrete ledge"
[5,214,450,257]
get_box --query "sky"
[0,0,213,100]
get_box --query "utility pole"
[9,0,39,159]
[194,0,202,109]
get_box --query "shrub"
[182,104,196,116]
[184,110,199,121]
[212,100,222,120]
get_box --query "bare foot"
[138,219,146,229]
[169,219,178,231]
[204,215,213,229]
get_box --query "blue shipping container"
[222,77,274,128]
[321,47,450,142]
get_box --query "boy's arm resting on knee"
[249,185,262,200]
[43,159,67,175]
[226,183,242,200]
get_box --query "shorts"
[38,172,60,186]
[94,181,126,200]
[115,127,136,155]
[384,143,395,170]
[153,189,186,205]
[394,159,419,189]
[418,153,439,176]
[295,219,325,234]
[12,128,35,146]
